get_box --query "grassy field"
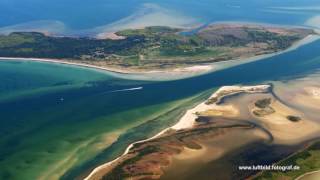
[254,141,320,180]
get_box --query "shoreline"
[295,169,320,180]
[84,81,320,180]
[0,56,215,81]
[0,33,319,81]
[84,84,271,180]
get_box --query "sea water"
[0,0,319,36]
[1,39,320,180]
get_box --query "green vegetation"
[253,98,275,117]
[0,25,311,69]
[255,98,272,108]
[205,89,247,105]
[287,115,302,122]
[0,33,35,48]
[102,145,161,179]
[205,96,219,105]
[103,143,170,178]
[0,32,145,58]
[246,29,299,50]
[254,141,320,180]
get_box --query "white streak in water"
[103,87,143,94]
[269,6,320,11]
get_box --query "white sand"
[96,32,125,40]
[171,85,270,130]
[0,57,217,81]
[307,88,320,99]
[173,65,214,72]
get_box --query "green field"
[255,141,320,180]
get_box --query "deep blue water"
[1,0,320,34]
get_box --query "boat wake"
[103,87,143,94]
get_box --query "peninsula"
[84,83,320,180]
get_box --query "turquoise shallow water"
[0,60,119,100]
[0,60,151,179]
[1,39,320,179]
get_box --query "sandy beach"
[0,57,215,81]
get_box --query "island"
[0,24,316,75]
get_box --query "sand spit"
[84,85,271,180]
[84,81,320,179]
[171,85,270,130]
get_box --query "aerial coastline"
[84,81,320,180]
[0,25,319,81]
[83,85,272,180]
[1,23,319,179]
[3,1,320,180]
